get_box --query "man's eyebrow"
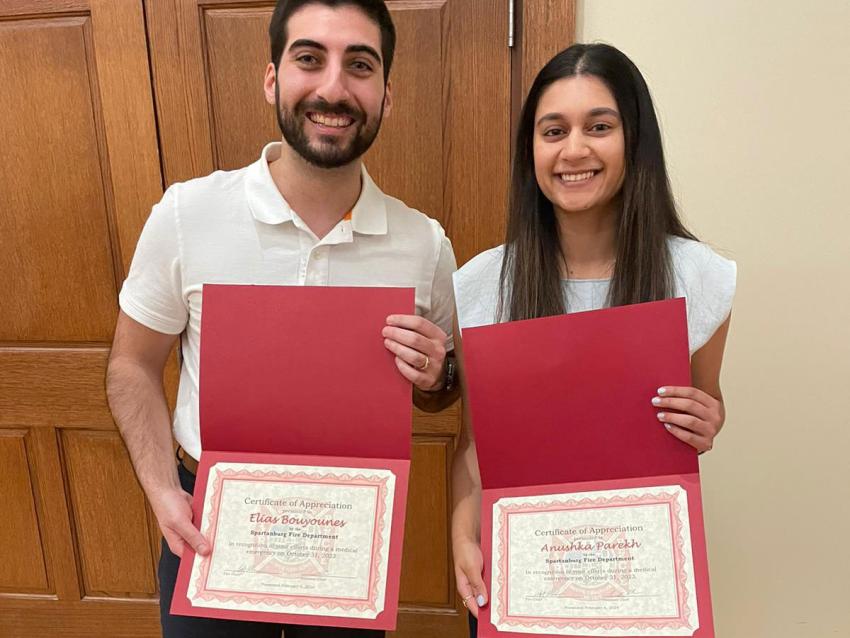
[288,39,381,65]
[346,44,382,64]
[288,38,327,52]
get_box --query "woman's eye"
[589,122,612,132]
[543,128,565,137]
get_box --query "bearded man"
[105,2,458,636]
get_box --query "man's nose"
[315,63,353,106]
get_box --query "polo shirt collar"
[350,168,387,235]
[247,142,387,235]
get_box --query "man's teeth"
[309,113,353,128]
[559,171,596,182]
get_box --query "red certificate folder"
[462,298,715,637]
[170,284,413,630]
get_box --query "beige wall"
[578,1,850,635]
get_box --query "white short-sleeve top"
[453,236,736,355]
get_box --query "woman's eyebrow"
[536,112,563,126]
[536,107,621,127]
[588,107,621,119]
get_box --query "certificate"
[170,285,414,630]
[462,300,716,637]
[491,484,698,636]
[186,462,395,619]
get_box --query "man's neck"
[268,141,363,239]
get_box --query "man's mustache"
[297,98,363,121]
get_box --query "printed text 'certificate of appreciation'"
[186,462,395,619]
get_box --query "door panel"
[0,429,49,593]
[62,430,159,598]
[0,15,118,342]
[204,7,279,170]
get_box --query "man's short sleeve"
[428,224,458,351]
[118,186,188,335]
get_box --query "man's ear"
[382,80,393,117]
[263,63,277,105]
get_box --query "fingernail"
[199,544,209,554]
[477,594,486,607]
[664,423,672,431]
[651,397,661,406]
[656,412,666,421]
[657,387,667,395]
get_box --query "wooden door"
[0,1,165,636]
[0,0,574,635]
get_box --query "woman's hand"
[453,537,488,618]
[653,386,725,453]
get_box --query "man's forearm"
[413,383,460,413]
[106,358,179,496]
[413,352,460,412]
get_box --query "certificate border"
[494,488,694,632]
[170,451,410,631]
[189,465,391,615]
[478,473,713,638]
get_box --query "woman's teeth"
[559,171,596,183]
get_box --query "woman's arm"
[450,315,489,616]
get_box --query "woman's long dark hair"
[498,43,695,321]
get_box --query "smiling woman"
[533,76,625,228]
[450,43,737,634]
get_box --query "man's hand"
[149,486,210,558]
[382,315,448,391]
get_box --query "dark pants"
[468,612,478,637]
[158,461,385,638]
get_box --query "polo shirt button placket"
[309,246,328,285]
[297,231,312,285]
[299,255,308,284]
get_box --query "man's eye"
[351,61,374,72]
[296,54,319,65]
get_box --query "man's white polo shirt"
[119,142,457,459]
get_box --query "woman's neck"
[555,204,618,279]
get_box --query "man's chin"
[299,148,358,170]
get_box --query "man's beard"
[275,79,384,169]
